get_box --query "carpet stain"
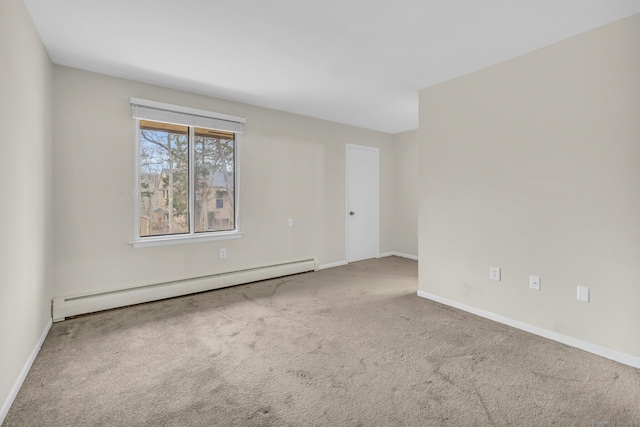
[469,376,496,425]
[290,369,315,386]
[532,370,585,383]
[255,407,271,416]
[213,306,236,321]
[308,340,327,355]
[247,406,277,426]
[603,373,619,398]
[269,279,292,306]
[359,357,366,371]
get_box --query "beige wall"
[52,66,395,298]
[419,14,640,357]
[393,130,419,257]
[0,0,53,416]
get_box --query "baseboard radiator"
[52,258,318,322]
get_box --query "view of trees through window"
[139,120,235,237]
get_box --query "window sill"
[131,231,244,248]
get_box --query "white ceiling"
[23,1,640,134]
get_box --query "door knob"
[349,211,355,215]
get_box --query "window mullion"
[188,126,195,236]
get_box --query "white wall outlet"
[577,286,590,302]
[490,266,501,281]
[219,248,227,259]
[288,218,294,227]
[529,275,541,291]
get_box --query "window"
[132,98,245,246]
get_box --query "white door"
[346,144,379,262]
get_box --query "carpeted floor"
[4,257,640,426]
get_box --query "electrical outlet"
[288,218,294,227]
[490,266,501,281]
[577,286,590,302]
[529,275,541,291]
[219,248,227,259]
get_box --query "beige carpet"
[4,257,640,426]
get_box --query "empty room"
[1,0,639,425]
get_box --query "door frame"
[345,143,380,263]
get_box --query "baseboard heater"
[52,258,318,322]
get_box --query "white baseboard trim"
[318,260,347,270]
[1,318,52,425]
[378,252,418,261]
[394,252,418,261]
[377,252,395,258]
[53,258,318,321]
[417,290,640,369]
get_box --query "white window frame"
[130,98,245,248]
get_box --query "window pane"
[139,120,189,237]
[194,128,235,232]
